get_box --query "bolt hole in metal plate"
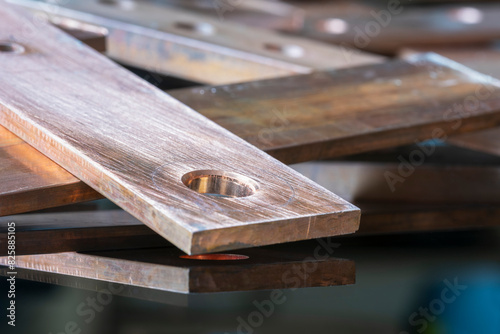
[152,159,298,215]
[180,254,249,261]
[0,42,25,54]
[182,170,259,198]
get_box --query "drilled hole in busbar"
[263,43,304,58]
[182,170,259,198]
[174,22,215,35]
[98,0,136,10]
[180,254,249,260]
[0,42,25,54]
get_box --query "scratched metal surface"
[0,4,359,254]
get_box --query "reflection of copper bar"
[0,267,189,306]
[0,244,355,293]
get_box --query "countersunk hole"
[316,18,349,34]
[449,7,483,25]
[174,22,215,35]
[98,0,136,10]
[0,42,25,54]
[181,170,259,198]
[180,254,249,261]
[263,43,304,58]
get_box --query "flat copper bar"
[0,244,355,293]
[9,0,381,85]
[0,4,359,254]
[169,54,500,164]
